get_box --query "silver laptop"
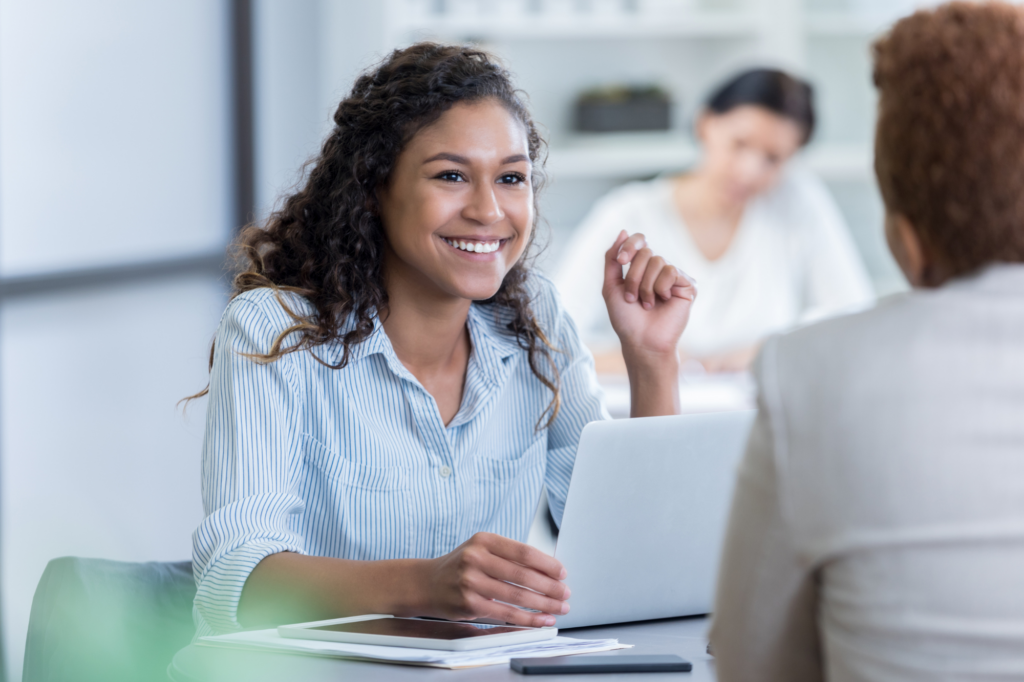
[553,410,756,630]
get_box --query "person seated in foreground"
[710,3,1024,680]
[189,43,695,637]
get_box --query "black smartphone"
[511,654,692,674]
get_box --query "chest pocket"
[301,434,412,560]
[471,437,547,537]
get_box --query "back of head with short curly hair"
[873,1,1024,283]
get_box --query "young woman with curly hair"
[710,3,1024,680]
[190,43,695,637]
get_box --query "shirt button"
[439,465,452,479]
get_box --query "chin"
[446,276,506,302]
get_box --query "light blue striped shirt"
[192,274,608,635]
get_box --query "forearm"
[238,551,429,627]
[624,347,680,418]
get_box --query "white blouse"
[554,166,874,358]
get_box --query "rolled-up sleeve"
[192,295,306,633]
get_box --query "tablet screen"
[308,618,530,640]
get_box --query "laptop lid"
[553,410,756,629]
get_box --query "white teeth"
[443,238,501,253]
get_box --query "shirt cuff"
[194,540,301,633]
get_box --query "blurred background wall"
[0,1,931,680]
[0,2,233,679]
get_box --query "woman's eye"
[436,170,465,183]
[497,173,527,185]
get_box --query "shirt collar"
[319,303,523,372]
[467,303,524,359]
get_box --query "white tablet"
[278,614,558,651]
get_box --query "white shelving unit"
[383,0,885,180]
[546,133,870,180]
[393,12,763,41]
[804,11,891,35]
[366,0,916,289]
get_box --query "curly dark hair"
[191,43,561,425]
[873,1,1024,284]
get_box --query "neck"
[380,248,472,375]
[679,167,745,222]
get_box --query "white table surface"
[598,372,754,419]
[168,616,715,682]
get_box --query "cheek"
[711,145,743,178]
[510,200,535,256]
[752,165,784,191]
[386,189,457,247]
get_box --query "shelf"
[395,12,762,40]
[804,12,894,36]
[545,133,873,180]
[546,133,697,179]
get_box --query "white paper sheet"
[198,629,630,669]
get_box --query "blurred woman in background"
[557,69,873,373]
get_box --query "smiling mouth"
[441,237,506,254]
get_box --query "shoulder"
[765,293,906,372]
[482,271,573,342]
[219,288,316,343]
[755,290,940,419]
[584,178,670,222]
[523,271,568,329]
[602,177,668,204]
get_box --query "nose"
[461,182,504,226]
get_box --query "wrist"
[621,345,680,377]
[623,346,681,418]
[377,558,433,617]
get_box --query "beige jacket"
[710,264,1024,682]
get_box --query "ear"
[694,111,712,144]
[885,212,928,287]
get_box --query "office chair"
[23,557,196,682]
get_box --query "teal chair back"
[24,557,196,682]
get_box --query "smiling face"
[378,99,534,303]
[697,104,804,205]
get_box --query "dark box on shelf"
[575,86,672,133]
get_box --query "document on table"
[198,629,630,669]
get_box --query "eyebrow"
[423,152,530,165]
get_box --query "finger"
[476,577,570,619]
[622,248,653,304]
[652,264,677,301]
[615,233,648,266]
[477,552,570,600]
[638,255,666,309]
[603,230,630,295]
[670,269,698,302]
[483,534,567,580]
[466,593,558,628]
